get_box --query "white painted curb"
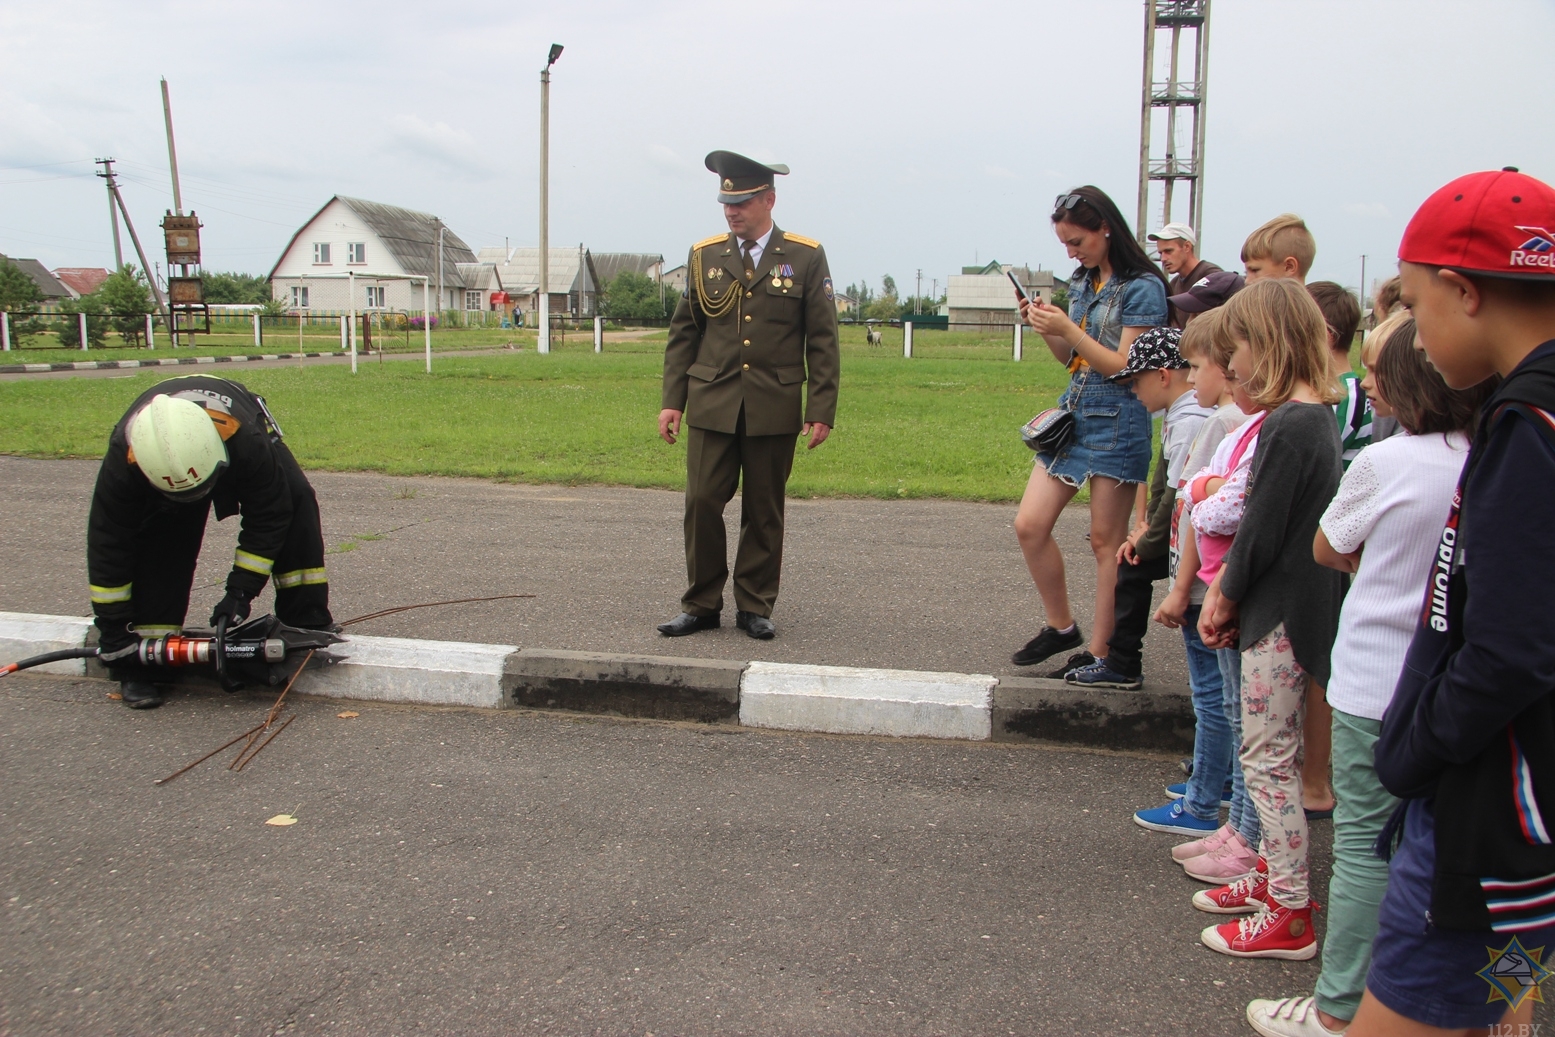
[739,661,996,741]
[0,611,92,676]
[1,613,1011,743]
[301,633,516,709]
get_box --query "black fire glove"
[209,590,253,628]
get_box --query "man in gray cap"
[656,150,840,640]
[1148,222,1222,329]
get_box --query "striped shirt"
[1333,371,1373,469]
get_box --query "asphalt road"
[0,456,1191,691]
[1,673,1328,1037]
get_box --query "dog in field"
[865,325,883,347]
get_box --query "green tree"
[842,280,874,318]
[1050,284,1069,313]
[901,294,944,317]
[97,265,154,346]
[0,258,47,343]
[55,294,107,349]
[600,270,673,319]
[203,271,272,305]
[863,275,902,321]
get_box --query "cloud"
[646,145,692,172]
[1343,202,1391,219]
[377,115,496,178]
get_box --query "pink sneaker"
[1172,822,1235,862]
[1182,832,1259,883]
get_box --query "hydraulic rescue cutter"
[0,615,344,692]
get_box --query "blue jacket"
[1376,340,1555,930]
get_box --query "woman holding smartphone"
[1011,186,1168,673]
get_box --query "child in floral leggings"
[1197,279,1344,961]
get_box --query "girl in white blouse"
[1245,317,1495,1035]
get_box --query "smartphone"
[1006,270,1031,302]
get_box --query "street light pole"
[1359,254,1368,319]
[538,43,563,355]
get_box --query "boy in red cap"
[1346,169,1555,1035]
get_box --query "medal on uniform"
[774,263,793,289]
[770,273,782,287]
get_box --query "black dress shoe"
[735,611,775,640]
[657,612,719,637]
[120,679,164,710]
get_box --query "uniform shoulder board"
[781,232,820,249]
[694,233,730,251]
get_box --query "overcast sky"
[4,0,1552,298]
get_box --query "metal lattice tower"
[1136,0,1211,245]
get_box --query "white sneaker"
[1246,996,1346,1037]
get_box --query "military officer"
[657,151,840,640]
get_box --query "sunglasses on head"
[1054,193,1087,212]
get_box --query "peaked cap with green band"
[706,150,789,204]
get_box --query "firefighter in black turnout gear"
[87,376,333,709]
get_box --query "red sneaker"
[1191,857,1268,914]
[1201,901,1318,960]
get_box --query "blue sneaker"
[1064,657,1142,690]
[1133,799,1220,836]
[1165,781,1234,808]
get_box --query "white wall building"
[269,196,499,314]
[475,247,598,319]
[946,265,1056,326]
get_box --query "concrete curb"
[0,613,1193,751]
[0,352,343,375]
[306,633,515,709]
[741,662,995,741]
[993,677,1195,753]
[0,612,94,676]
[505,649,743,723]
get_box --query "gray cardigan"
[1219,402,1344,687]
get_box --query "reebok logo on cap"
[1400,167,1555,280]
[1513,226,1555,269]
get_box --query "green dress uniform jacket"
[662,227,839,434]
[661,227,840,620]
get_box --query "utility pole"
[436,220,445,323]
[97,158,124,270]
[161,78,184,216]
[97,164,172,333]
[538,43,563,354]
[915,269,922,315]
[1359,254,1368,318]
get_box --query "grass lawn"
[0,325,1093,502]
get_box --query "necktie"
[741,240,757,280]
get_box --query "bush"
[55,296,108,349]
[97,266,154,346]
[600,271,673,319]
[0,258,46,344]
[203,272,272,306]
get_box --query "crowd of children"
[1067,169,1555,1035]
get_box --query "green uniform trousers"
[1315,709,1399,1021]
[681,408,796,618]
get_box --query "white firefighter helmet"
[126,394,228,500]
